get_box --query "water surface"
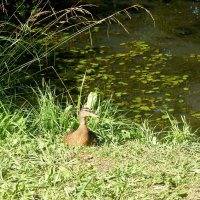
[50,0,200,129]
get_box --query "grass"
[0,2,153,93]
[0,89,200,199]
[0,3,198,199]
[1,135,200,199]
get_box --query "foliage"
[0,101,27,140]
[1,132,200,199]
[162,113,196,145]
[0,88,198,199]
[0,89,196,144]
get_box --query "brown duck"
[64,108,98,146]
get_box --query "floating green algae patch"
[59,40,193,123]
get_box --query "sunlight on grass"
[1,135,200,199]
[162,113,196,145]
[0,2,198,198]
[0,90,199,199]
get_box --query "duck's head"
[79,108,97,118]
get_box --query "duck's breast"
[64,127,90,146]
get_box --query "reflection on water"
[190,2,200,16]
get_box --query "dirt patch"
[185,187,200,200]
[76,152,115,173]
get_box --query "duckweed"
[53,38,198,126]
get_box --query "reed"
[0,2,153,96]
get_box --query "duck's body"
[64,108,97,146]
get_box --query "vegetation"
[0,1,199,199]
[0,1,153,93]
[0,89,200,199]
[69,39,194,123]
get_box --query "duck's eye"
[82,108,91,112]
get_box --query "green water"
[41,0,200,129]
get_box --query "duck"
[64,108,98,146]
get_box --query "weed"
[162,113,195,145]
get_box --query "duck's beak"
[90,113,98,117]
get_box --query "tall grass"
[0,85,197,199]
[0,86,196,145]
[162,113,196,145]
[0,1,157,142]
[0,90,199,199]
[0,1,154,96]
[31,87,73,135]
[0,100,27,141]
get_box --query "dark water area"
[38,0,200,130]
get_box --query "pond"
[41,0,200,130]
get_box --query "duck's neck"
[77,117,88,136]
[79,117,87,126]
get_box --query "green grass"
[1,135,200,199]
[1,4,198,199]
[0,89,199,199]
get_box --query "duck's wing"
[64,129,89,146]
[63,130,74,144]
